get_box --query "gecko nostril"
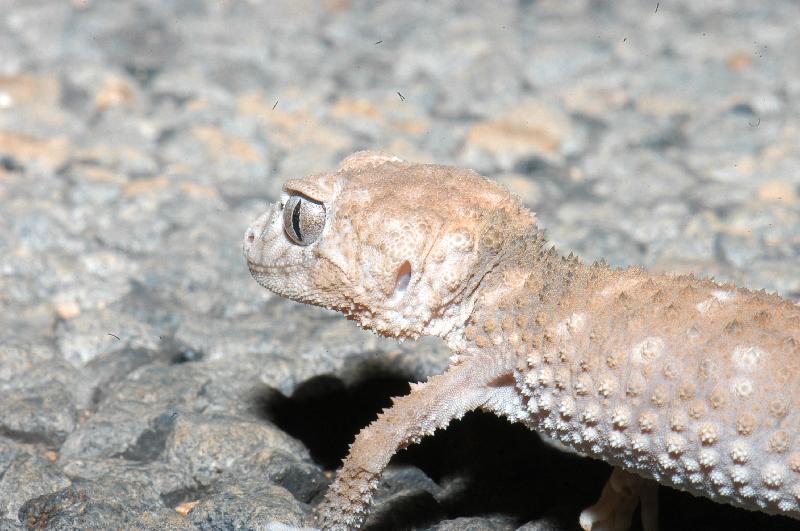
[247,232,255,242]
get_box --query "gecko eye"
[283,194,326,246]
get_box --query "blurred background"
[1,1,799,529]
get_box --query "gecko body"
[243,152,800,530]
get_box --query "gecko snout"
[242,209,274,266]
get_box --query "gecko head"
[244,151,537,339]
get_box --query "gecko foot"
[579,467,658,531]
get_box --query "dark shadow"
[260,370,412,470]
[659,485,798,530]
[366,490,446,531]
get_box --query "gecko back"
[502,263,800,517]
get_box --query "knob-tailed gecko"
[244,151,800,530]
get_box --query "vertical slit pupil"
[291,200,303,241]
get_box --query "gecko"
[243,151,800,531]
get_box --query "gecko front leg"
[317,353,516,530]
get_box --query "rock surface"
[1,0,799,529]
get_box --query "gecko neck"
[440,227,597,353]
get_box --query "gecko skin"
[243,151,800,531]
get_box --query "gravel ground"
[1,0,799,530]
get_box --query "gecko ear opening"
[393,260,412,296]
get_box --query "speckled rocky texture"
[1,0,798,529]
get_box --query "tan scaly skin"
[243,151,800,531]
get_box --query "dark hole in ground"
[260,369,798,530]
[260,371,411,471]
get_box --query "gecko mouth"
[246,261,306,275]
[246,260,312,302]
